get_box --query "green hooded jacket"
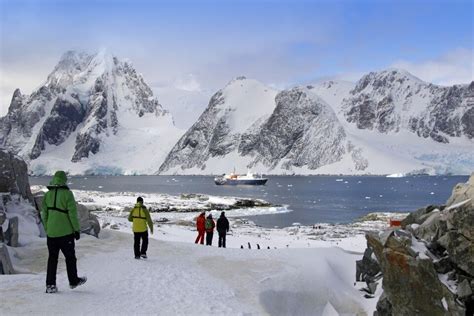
[40,171,80,238]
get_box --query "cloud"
[173,74,202,92]
[391,48,474,86]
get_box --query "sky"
[0,0,473,127]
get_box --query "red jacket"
[196,214,206,231]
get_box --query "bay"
[29,175,469,228]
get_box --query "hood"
[49,170,68,186]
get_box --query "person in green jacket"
[128,196,154,259]
[41,170,87,294]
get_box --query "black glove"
[74,231,80,240]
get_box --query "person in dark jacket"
[195,212,206,244]
[216,211,230,248]
[205,214,215,246]
[41,170,87,294]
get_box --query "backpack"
[205,218,213,230]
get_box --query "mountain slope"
[158,77,278,173]
[341,69,473,143]
[241,86,349,170]
[0,50,183,175]
[160,69,473,175]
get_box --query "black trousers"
[46,234,79,286]
[206,232,213,246]
[134,231,148,257]
[218,231,226,248]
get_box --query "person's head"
[221,211,225,217]
[50,170,67,186]
[137,196,144,204]
[208,214,213,219]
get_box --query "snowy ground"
[1,189,407,315]
[2,230,374,315]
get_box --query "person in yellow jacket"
[128,197,153,259]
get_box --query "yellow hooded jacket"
[128,202,153,233]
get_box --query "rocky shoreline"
[357,173,474,315]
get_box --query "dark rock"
[30,96,85,159]
[356,245,381,282]
[401,205,438,228]
[433,256,454,274]
[374,292,392,316]
[6,216,19,247]
[457,279,472,300]
[72,132,101,162]
[0,243,14,274]
[0,150,34,203]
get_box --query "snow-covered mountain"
[0,50,183,175]
[158,77,279,173]
[341,69,473,142]
[160,70,474,175]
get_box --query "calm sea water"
[29,175,469,228]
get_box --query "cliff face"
[0,150,33,203]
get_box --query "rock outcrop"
[34,194,100,238]
[0,150,34,203]
[0,150,40,274]
[358,174,474,315]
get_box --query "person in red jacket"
[195,212,206,244]
[205,214,216,246]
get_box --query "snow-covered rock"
[341,69,473,143]
[0,50,183,175]
[241,86,349,170]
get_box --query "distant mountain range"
[1,51,473,175]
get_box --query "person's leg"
[209,232,213,246]
[134,232,140,258]
[222,233,226,248]
[205,232,210,245]
[199,231,204,244]
[195,231,200,244]
[218,233,222,248]
[141,231,149,255]
[46,237,61,286]
[60,234,79,286]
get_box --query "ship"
[214,170,268,185]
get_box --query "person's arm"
[41,194,48,232]
[226,218,229,232]
[128,208,134,222]
[66,191,81,232]
[145,208,154,234]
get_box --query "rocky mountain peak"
[0,50,179,173]
[352,68,423,95]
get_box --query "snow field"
[1,230,372,315]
